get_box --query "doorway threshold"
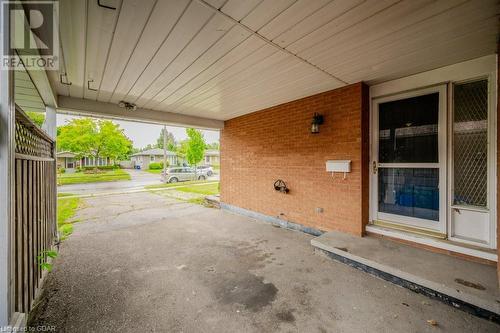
[311,231,500,322]
[366,224,497,262]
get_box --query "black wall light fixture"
[118,101,137,111]
[274,179,289,194]
[311,113,324,134]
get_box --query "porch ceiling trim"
[16,30,58,108]
[56,95,224,130]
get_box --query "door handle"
[372,161,378,174]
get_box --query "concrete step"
[311,231,500,323]
[205,195,220,208]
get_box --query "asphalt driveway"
[29,192,498,332]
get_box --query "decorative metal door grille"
[453,79,488,207]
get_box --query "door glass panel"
[453,80,488,207]
[379,168,439,221]
[379,93,439,163]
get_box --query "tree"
[141,143,155,151]
[27,111,45,127]
[176,139,189,165]
[156,128,176,151]
[57,118,133,170]
[185,128,206,170]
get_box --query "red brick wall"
[220,82,369,236]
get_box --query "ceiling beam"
[57,95,224,129]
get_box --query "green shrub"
[82,165,118,171]
[58,168,66,174]
[149,161,169,170]
[149,162,161,170]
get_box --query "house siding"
[221,82,369,236]
[497,47,500,283]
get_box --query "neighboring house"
[130,148,220,169]
[56,151,78,169]
[56,151,114,170]
[131,148,178,170]
[204,149,220,165]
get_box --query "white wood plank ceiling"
[53,0,499,121]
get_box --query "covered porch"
[0,0,499,329]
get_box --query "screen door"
[372,85,447,233]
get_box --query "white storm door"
[372,85,447,234]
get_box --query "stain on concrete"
[296,267,314,273]
[275,309,296,323]
[455,278,486,291]
[321,278,332,285]
[334,247,348,252]
[215,273,278,312]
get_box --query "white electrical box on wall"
[326,160,351,175]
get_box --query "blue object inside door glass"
[378,168,439,221]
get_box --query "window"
[379,93,439,163]
[150,155,155,162]
[453,79,488,207]
[377,91,442,222]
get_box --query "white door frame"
[447,75,497,248]
[369,55,497,251]
[0,6,15,325]
[371,85,447,234]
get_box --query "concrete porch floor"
[29,191,498,332]
[311,230,500,321]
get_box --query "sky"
[57,114,220,149]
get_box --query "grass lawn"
[175,182,219,195]
[146,169,162,174]
[149,182,219,206]
[145,179,217,190]
[57,193,81,239]
[56,193,75,197]
[58,169,130,185]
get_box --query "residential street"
[58,169,220,195]
[29,192,497,332]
